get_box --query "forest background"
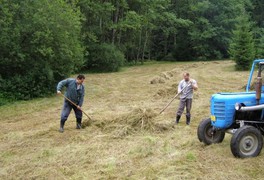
[0,0,263,104]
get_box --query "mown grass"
[0,60,263,179]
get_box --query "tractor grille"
[214,102,225,120]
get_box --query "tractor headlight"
[235,103,242,110]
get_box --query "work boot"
[76,118,82,129]
[186,115,190,125]
[59,121,65,133]
[176,115,181,124]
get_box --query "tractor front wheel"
[197,118,225,145]
[230,126,263,158]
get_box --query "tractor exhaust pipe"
[235,103,264,111]
[255,77,262,105]
[255,66,262,105]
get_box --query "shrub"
[85,43,125,72]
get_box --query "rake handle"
[60,93,92,120]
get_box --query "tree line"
[0,0,263,104]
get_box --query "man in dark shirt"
[57,74,85,132]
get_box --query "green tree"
[190,0,247,60]
[151,2,192,61]
[171,0,248,60]
[249,0,264,28]
[229,14,255,70]
[254,28,264,59]
[0,0,84,100]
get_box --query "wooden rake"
[60,93,92,121]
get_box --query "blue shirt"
[57,78,85,106]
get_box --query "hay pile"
[150,71,175,84]
[155,83,178,98]
[82,118,105,129]
[116,108,158,130]
[84,108,173,138]
[150,76,166,84]
[160,72,170,80]
[106,108,159,137]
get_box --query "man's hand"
[57,91,62,95]
[77,106,82,110]
[190,79,198,90]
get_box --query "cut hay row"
[149,64,195,84]
[82,108,174,138]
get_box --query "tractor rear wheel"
[230,126,263,158]
[197,118,225,145]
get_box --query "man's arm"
[78,86,85,107]
[191,79,198,90]
[57,79,69,94]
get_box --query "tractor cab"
[198,59,264,158]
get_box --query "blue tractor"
[198,59,264,158]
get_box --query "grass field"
[1,60,264,179]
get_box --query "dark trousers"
[61,101,82,123]
[176,98,192,118]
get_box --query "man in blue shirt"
[176,72,198,125]
[57,74,85,132]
